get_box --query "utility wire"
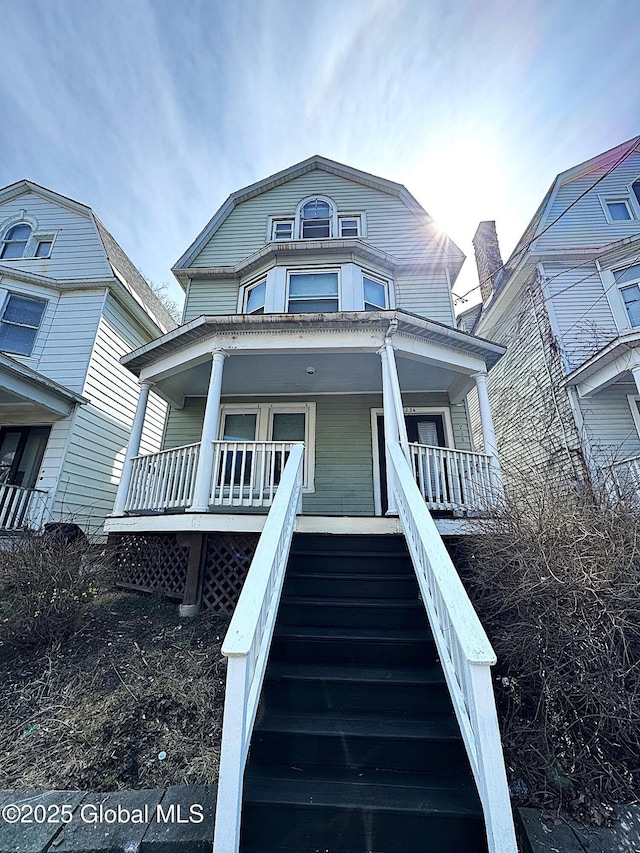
[453,136,640,305]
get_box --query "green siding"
[162,392,472,516]
[183,279,239,321]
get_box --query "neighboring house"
[0,180,174,536]
[107,157,518,852]
[460,136,640,499]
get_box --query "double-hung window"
[0,293,46,355]
[614,264,640,327]
[300,199,332,239]
[287,270,339,312]
[1,224,32,260]
[338,216,361,237]
[244,279,266,314]
[363,273,388,310]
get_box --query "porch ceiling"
[156,350,469,399]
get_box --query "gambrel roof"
[173,155,465,275]
[0,180,175,333]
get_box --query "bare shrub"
[0,532,107,650]
[456,483,640,824]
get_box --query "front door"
[0,426,50,489]
[375,413,446,514]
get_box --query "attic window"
[0,224,32,260]
[271,219,293,241]
[605,199,633,222]
[339,216,361,237]
[301,199,332,239]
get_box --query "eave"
[563,330,640,397]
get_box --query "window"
[35,240,53,258]
[339,216,361,238]
[363,273,388,310]
[605,199,633,222]
[271,219,294,241]
[288,271,339,312]
[219,402,316,490]
[634,180,640,208]
[614,264,640,327]
[0,293,46,355]
[244,280,266,314]
[0,224,32,260]
[300,199,332,238]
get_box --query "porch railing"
[0,483,48,530]
[210,441,302,507]
[213,443,304,853]
[409,442,497,512]
[125,443,200,512]
[388,441,517,853]
[611,454,640,501]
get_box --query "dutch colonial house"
[0,180,173,536]
[107,157,517,853]
[461,136,640,499]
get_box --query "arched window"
[1,223,32,260]
[297,197,335,239]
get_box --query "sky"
[2,0,639,311]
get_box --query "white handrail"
[388,441,517,853]
[409,442,497,512]
[0,483,48,530]
[125,443,200,512]
[213,444,304,853]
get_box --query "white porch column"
[189,349,228,512]
[473,371,504,495]
[631,365,640,398]
[380,347,400,514]
[112,380,154,515]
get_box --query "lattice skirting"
[109,532,190,599]
[109,531,259,612]
[201,533,259,613]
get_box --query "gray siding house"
[461,136,640,498]
[0,180,174,536]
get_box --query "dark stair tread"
[274,625,433,643]
[290,549,409,559]
[255,708,460,739]
[266,661,444,685]
[243,765,482,816]
[286,570,415,581]
[281,595,422,609]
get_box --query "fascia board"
[0,180,93,218]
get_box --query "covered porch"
[106,311,505,533]
[0,353,85,530]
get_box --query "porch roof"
[563,329,640,397]
[0,353,87,419]
[122,310,505,376]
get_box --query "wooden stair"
[239,534,488,853]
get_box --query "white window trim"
[0,290,48,357]
[626,395,640,440]
[217,401,316,492]
[286,267,342,313]
[362,269,391,310]
[338,213,365,238]
[239,277,267,314]
[0,213,58,261]
[295,195,337,240]
[599,194,637,224]
[600,261,640,332]
[267,216,295,242]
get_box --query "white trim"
[0,290,48,357]
[627,394,640,438]
[295,195,337,239]
[599,194,636,225]
[370,405,454,515]
[266,216,294,242]
[600,260,640,333]
[286,267,341,313]
[218,401,316,492]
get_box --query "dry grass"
[0,588,228,791]
[454,485,640,824]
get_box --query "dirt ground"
[0,591,229,791]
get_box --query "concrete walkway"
[0,785,216,853]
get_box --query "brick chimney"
[472,221,503,305]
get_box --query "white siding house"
[0,180,174,536]
[461,136,640,497]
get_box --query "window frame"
[218,401,316,491]
[269,218,294,242]
[242,278,267,315]
[626,395,640,441]
[602,261,640,331]
[362,270,389,311]
[338,215,362,238]
[0,223,33,260]
[294,195,337,240]
[600,195,636,224]
[286,267,341,314]
[0,291,47,356]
